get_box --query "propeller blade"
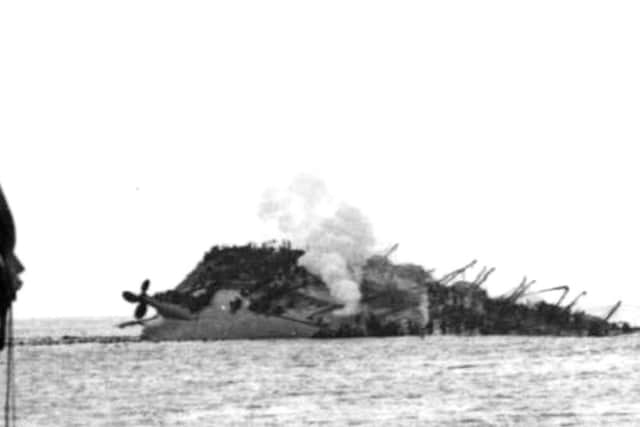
[141,279,150,294]
[134,302,148,319]
[122,291,140,303]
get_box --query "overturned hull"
[141,289,320,341]
[123,242,636,341]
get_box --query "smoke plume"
[259,175,376,315]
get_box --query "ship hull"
[141,289,319,341]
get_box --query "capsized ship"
[121,242,636,340]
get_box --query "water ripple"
[5,319,640,426]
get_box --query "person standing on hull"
[0,184,24,351]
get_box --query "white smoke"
[259,175,376,315]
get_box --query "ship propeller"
[122,279,150,319]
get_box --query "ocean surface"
[3,317,639,426]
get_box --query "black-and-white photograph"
[1,1,639,426]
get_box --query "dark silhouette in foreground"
[0,185,24,351]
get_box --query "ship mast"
[604,301,622,322]
[564,291,587,312]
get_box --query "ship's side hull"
[141,289,319,341]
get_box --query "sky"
[1,1,639,323]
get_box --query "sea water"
[3,318,640,426]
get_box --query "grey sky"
[1,1,639,323]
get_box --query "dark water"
[4,318,640,426]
